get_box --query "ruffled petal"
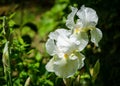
[54,55,79,78]
[45,58,55,72]
[56,35,71,53]
[49,29,71,40]
[66,7,78,29]
[69,54,78,60]
[76,19,84,29]
[90,28,102,46]
[78,32,88,51]
[77,5,98,27]
[71,32,88,51]
[55,29,71,37]
[75,53,85,69]
[45,39,56,55]
[57,34,79,54]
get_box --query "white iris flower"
[66,5,102,46]
[45,5,102,78]
[45,29,85,78]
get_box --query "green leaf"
[80,73,90,79]
[45,80,54,86]
[8,20,15,27]
[9,13,16,19]
[35,52,42,61]
[92,60,100,83]
[18,36,25,45]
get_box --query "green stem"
[8,44,12,86]
[3,16,12,86]
[63,78,72,86]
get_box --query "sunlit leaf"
[9,12,16,19]
[8,20,15,27]
[35,52,42,61]
[92,60,100,83]
[80,73,90,79]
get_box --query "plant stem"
[63,78,72,86]
[8,44,12,86]
[3,16,12,86]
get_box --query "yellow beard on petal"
[74,27,89,34]
[74,28,80,34]
[64,54,68,59]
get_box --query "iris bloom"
[66,5,102,46]
[45,29,85,78]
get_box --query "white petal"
[66,7,78,29]
[77,53,85,69]
[71,32,88,51]
[78,32,88,51]
[45,39,56,55]
[77,5,98,27]
[76,19,84,28]
[57,35,79,54]
[90,28,102,46]
[49,29,71,40]
[56,29,71,37]
[69,54,78,60]
[56,35,70,53]
[48,31,58,40]
[45,58,55,72]
[54,56,79,78]
[54,56,67,65]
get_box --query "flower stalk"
[63,78,72,86]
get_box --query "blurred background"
[0,0,120,86]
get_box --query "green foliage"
[0,1,101,86]
[92,60,100,83]
[0,6,65,85]
[0,0,120,86]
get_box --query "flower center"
[74,28,80,34]
[64,54,68,59]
